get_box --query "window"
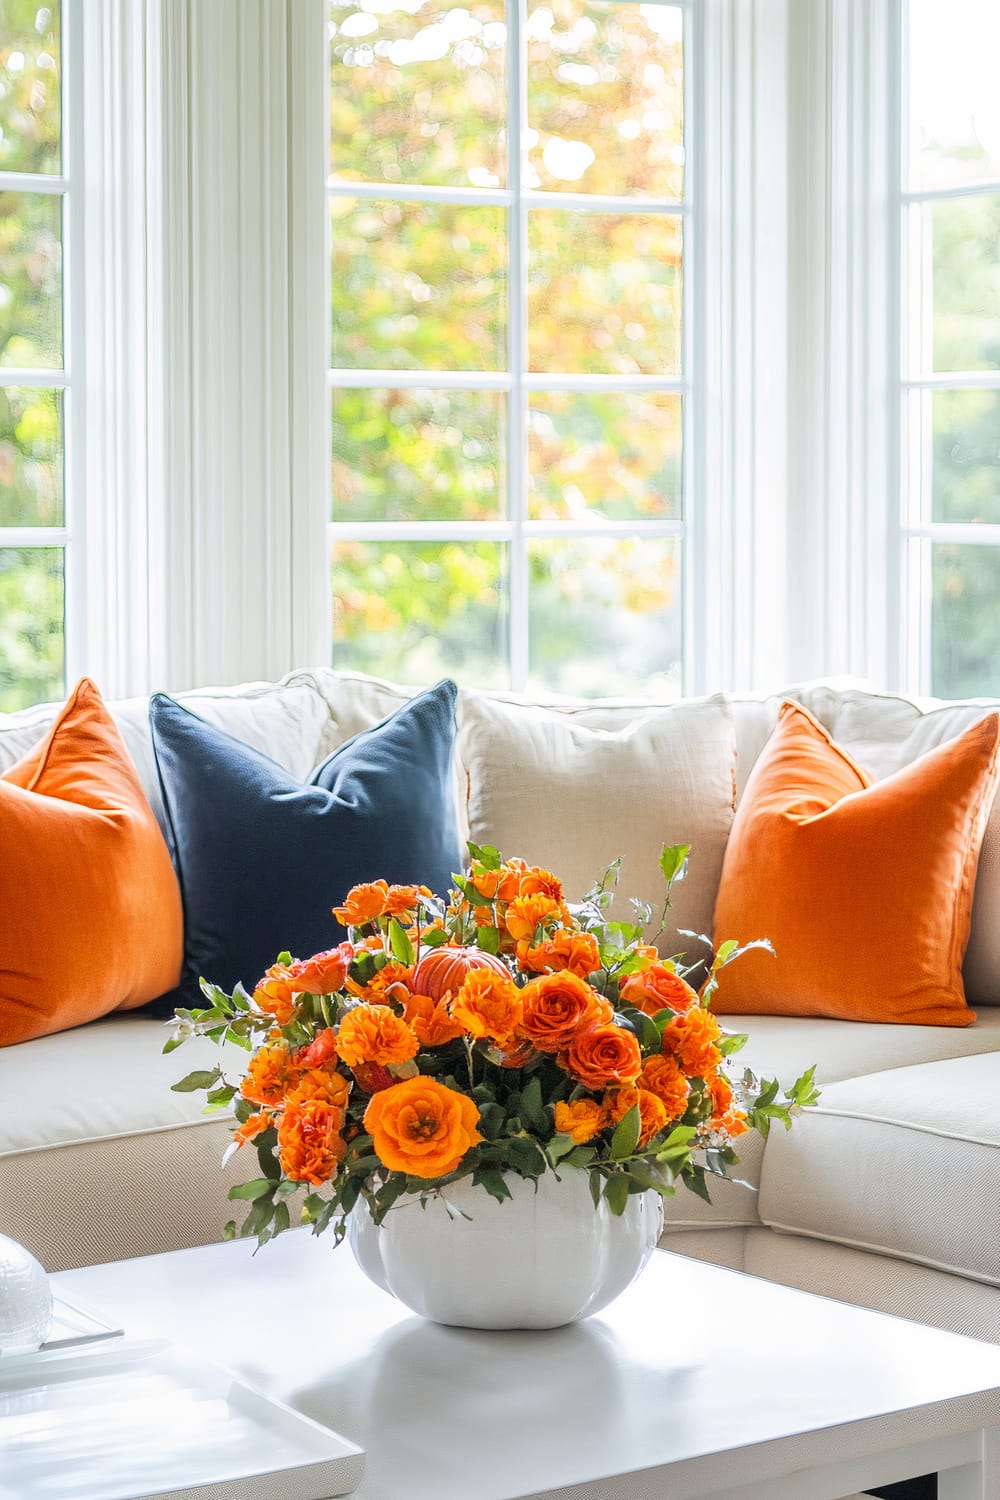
[901,0,1000,697]
[328,0,688,697]
[0,0,67,711]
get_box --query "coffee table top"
[56,1231,1000,1500]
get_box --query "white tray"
[0,1337,365,1500]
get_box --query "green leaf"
[421,926,448,949]
[717,1032,748,1057]
[206,1083,237,1107]
[467,842,502,871]
[659,844,691,884]
[272,1200,291,1237]
[161,1035,186,1055]
[302,1193,326,1223]
[564,1145,597,1169]
[452,874,493,908]
[228,1178,274,1202]
[474,1167,512,1203]
[475,924,501,955]
[170,1067,221,1094]
[388,918,416,966]
[589,1169,603,1208]
[610,1104,641,1161]
[547,1132,579,1165]
[518,1076,548,1134]
[222,1220,237,1241]
[619,1006,661,1053]
[603,1173,631,1216]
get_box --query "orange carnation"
[287,944,354,996]
[288,1068,350,1109]
[553,1097,605,1144]
[504,893,561,945]
[620,963,699,1018]
[450,968,523,1050]
[278,1095,346,1185]
[332,881,390,926]
[517,929,601,978]
[517,866,565,903]
[403,991,466,1047]
[603,1085,670,1147]
[662,1006,722,1078]
[336,1003,419,1068]
[364,1076,483,1179]
[520,970,613,1053]
[241,1042,303,1107]
[639,1053,691,1120]
[558,1022,642,1090]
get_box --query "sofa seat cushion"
[758,1051,1000,1285]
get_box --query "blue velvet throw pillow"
[148,679,462,1010]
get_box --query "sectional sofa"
[2,668,998,1349]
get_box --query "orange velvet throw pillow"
[0,679,183,1046]
[711,701,1000,1026]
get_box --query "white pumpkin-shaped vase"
[348,1168,663,1330]
[0,1233,52,1351]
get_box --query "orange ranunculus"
[603,1085,670,1147]
[516,928,601,978]
[383,883,432,918]
[332,880,390,926]
[278,1095,347,1185]
[297,1027,338,1069]
[288,944,354,996]
[287,1067,350,1109]
[620,963,700,1018]
[241,1042,304,1107]
[471,866,502,900]
[253,964,299,1026]
[640,1053,691,1119]
[519,970,613,1052]
[517,866,565,903]
[662,1006,722,1078]
[403,991,466,1047]
[336,1003,419,1068]
[233,1109,274,1147]
[559,1022,642,1090]
[553,1097,605,1144]
[450,968,524,1050]
[504,893,561,945]
[346,960,414,1004]
[364,1076,482,1179]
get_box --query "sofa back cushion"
[458,692,737,963]
[0,680,184,1046]
[712,700,1000,1025]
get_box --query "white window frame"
[896,0,1000,696]
[0,0,85,698]
[327,0,696,696]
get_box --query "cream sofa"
[2,669,999,1352]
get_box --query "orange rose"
[364,1076,483,1179]
[336,1003,419,1068]
[403,991,466,1047]
[520,971,613,1052]
[707,1070,733,1117]
[278,1096,346,1185]
[332,881,390,926]
[288,944,354,996]
[662,1006,722,1078]
[242,1042,303,1107]
[504,893,561,945]
[620,963,699,1018]
[233,1109,274,1147]
[253,964,298,1026]
[603,1085,670,1147]
[297,1027,338,1069]
[553,1097,605,1144]
[516,929,601,979]
[346,960,413,1004]
[558,1022,642,1090]
[450,968,524,1050]
[383,883,432,918]
[640,1053,690,1119]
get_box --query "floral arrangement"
[167,844,818,1245]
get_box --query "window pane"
[333,387,505,522]
[931,543,1000,698]
[922,196,1000,373]
[0,0,60,175]
[0,546,63,710]
[908,0,1000,192]
[331,198,506,370]
[332,538,509,684]
[329,0,506,189]
[0,190,62,368]
[528,391,680,520]
[0,384,61,525]
[527,0,682,199]
[528,211,681,374]
[528,534,680,695]
[930,389,1000,524]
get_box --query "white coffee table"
[56,1230,1000,1500]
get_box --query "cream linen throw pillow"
[459,692,737,962]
